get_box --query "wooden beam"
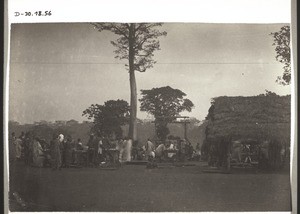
[151,121,191,124]
[155,116,189,119]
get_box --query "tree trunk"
[128,24,137,141]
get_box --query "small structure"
[153,116,191,139]
[205,93,291,170]
[152,116,191,163]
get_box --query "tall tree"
[82,99,130,138]
[270,25,291,85]
[92,23,167,141]
[139,86,194,140]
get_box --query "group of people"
[86,134,133,167]
[9,132,46,167]
[141,137,200,162]
[9,131,136,169]
[9,131,202,170]
[9,132,71,169]
[202,138,289,169]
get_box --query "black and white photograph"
[6,21,293,212]
[9,23,291,212]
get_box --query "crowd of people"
[141,137,201,163]
[9,131,202,170]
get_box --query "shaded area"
[9,161,291,212]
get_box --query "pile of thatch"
[206,93,291,142]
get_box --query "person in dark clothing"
[64,138,73,167]
[61,139,67,168]
[132,140,139,160]
[73,138,84,165]
[23,132,34,165]
[50,134,64,170]
[186,141,194,160]
[92,135,100,165]
[87,134,97,166]
[75,138,82,149]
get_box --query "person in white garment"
[166,140,175,158]
[145,138,155,161]
[116,138,125,163]
[155,143,166,161]
[123,137,132,162]
[98,137,103,162]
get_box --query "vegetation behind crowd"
[9,119,207,147]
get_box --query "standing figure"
[122,137,132,162]
[51,134,64,170]
[87,134,96,166]
[132,140,139,160]
[195,143,201,160]
[116,138,124,163]
[179,139,187,162]
[186,141,193,160]
[231,140,242,163]
[92,135,100,165]
[208,143,218,167]
[23,132,31,165]
[64,137,73,167]
[74,138,84,165]
[258,140,270,169]
[244,144,252,164]
[29,134,35,166]
[97,137,104,163]
[32,137,44,167]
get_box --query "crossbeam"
[151,121,190,124]
[151,116,190,139]
[156,116,189,119]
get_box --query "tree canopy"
[139,86,194,140]
[270,25,291,85]
[92,23,167,141]
[92,23,167,72]
[82,99,130,138]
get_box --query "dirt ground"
[8,161,291,212]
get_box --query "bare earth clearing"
[9,161,291,212]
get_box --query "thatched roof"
[206,93,291,142]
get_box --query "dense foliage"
[82,99,130,138]
[270,25,291,85]
[139,86,194,140]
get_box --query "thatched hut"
[205,92,291,169]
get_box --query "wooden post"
[226,141,231,172]
[152,116,190,141]
[184,121,187,139]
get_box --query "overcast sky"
[9,23,291,124]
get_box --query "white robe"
[98,140,103,154]
[122,139,132,162]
